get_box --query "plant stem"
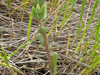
[39,19,53,75]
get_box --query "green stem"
[39,19,53,75]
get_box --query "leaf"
[43,3,47,21]
[52,52,57,75]
[36,4,41,14]
[40,33,44,46]
[38,3,46,19]
[27,13,32,40]
[38,27,47,34]
[2,45,9,66]
[53,65,57,75]
[8,0,11,12]
[48,45,51,50]
[32,6,39,20]
[52,52,57,68]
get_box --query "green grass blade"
[78,0,86,29]
[92,0,99,12]
[83,59,100,74]
[0,62,23,74]
[61,0,76,29]
[70,19,86,49]
[67,0,76,18]
[95,13,100,41]
[91,39,100,60]
[2,45,16,75]
[54,0,57,9]
[27,13,32,40]
[8,0,11,13]
[70,0,86,49]
[75,0,99,52]
[60,0,72,30]
[75,0,86,37]
[47,1,68,37]
[0,53,5,61]
[92,55,100,65]
[8,40,32,58]
[2,45,9,66]
[20,0,30,25]
[82,40,88,53]
[50,0,54,9]
[24,0,30,10]
[87,12,100,61]
[82,11,100,54]
[0,62,8,66]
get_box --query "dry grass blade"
[23,63,45,70]
[10,2,29,16]
[66,30,71,55]
[54,0,61,18]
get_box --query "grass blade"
[63,0,76,28]
[47,1,68,37]
[70,0,86,49]
[27,13,32,40]
[2,45,9,65]
[60,0,72,30]
[8,40,33,58]
[20,0,30,26]
[75,0,99,52]
[8,0,11,13]
[2,45,16,75]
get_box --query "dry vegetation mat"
[0,0,100,75]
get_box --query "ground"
[0,0,100,75]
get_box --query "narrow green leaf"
[2,45,16,75]
[38,27,47,34]
[8,0,11,13]
[36,4,41,14]
[78,0,86,29]
[75,0,99,52]
[0,53,4,61]
[54,0,57,9]
[40,33,45,46]
[43,3,47,21]
[70,19,85,49]
[60,0,72,29]
[95,13,100,41]
[23,0,30,10]
[53,65,57,75]
[32,6,39,20]
[2,45,9,66]
[83,61,100,74]
[52,52,57,75]
[27,13,32,40]
[62,0,76,29]
[52,52,57,67]
[38,3,46,19]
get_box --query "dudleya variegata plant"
[32,0,57,75]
